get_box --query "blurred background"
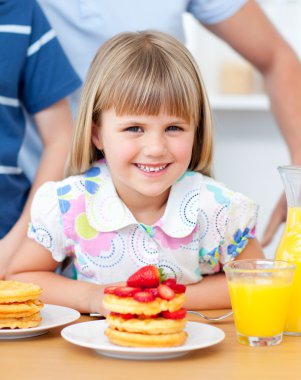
[183,0,301,258]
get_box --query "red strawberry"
[147,287,159,297]
[127,265,165,288]
[162,308,187,320]
[163,278,177,288]
[104,286,120,295]
[119,313,135,320]
[114,286,142,297]
[133,291,156,303]
[173,284,186,293]
[110,312,135,320]
[157,284,175,300]
[139,313,160,319]
[163,278,186,293]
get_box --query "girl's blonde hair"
[66,30,213,177]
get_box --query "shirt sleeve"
[219,191,258,264]
[187,0,247,25]
[28,181,67,262]
[21,1,81,114]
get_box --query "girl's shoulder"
[201,175,256,208]
[175,171,232,197]
[36,162,107,201]
[36,173,85,197]
[201,175,235,202]
[176,171,256,207]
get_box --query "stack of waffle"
[103,266,188,348]
[0,281,43,329]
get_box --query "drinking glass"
[224,259,295,347]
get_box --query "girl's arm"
[0,99,73,279]
[184,238,265,310]
[5,238,109,315]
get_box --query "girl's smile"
[135,163,169,174]
[92,108,195,221]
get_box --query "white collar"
[85,160,203,237]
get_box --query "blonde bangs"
[100,66,200,126]
[93,33,202,126]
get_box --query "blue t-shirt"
[0,0,81,238]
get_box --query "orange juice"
[229,279,293,337]
[276,207,301,334]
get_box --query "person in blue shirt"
[0,0,81,277]
[29,0,301,247]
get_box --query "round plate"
[0,304,80,339]
[61,320,225,360]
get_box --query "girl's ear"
[91,122,103,150]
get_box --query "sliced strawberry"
[147,287,159,297]
[163,278,177,288]
[162,308,187,320]
[162,278,186,293]
[104,286,120,295]
[119,313,135,320]
[114,286,142,297]
[138,313,160,319]
[127,265,165,288]
[157,284,175,300]
[110,312,135,320]
[133,291,156,303]
[173,283,186,293]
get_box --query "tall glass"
[275,165,301,335]
[224,259,295,346]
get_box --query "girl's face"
[92,107,195,208]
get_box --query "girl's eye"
[166,125,182,132]
[126,126,143,133]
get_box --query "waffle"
[0,300,43,318]
[0,281,43,329]
[103,265,189,348]
[107,313,186,334]
[0,281,42,303]
[0,312,42,329]
[103,291,187,348]
[105,326,187,348]
[103,293,185,315]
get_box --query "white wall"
[183,1,301,258]
[213,111,288,259]
[184,1,301,94]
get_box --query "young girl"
[6,30,264,314]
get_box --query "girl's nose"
[143,134,167,157]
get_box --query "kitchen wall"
[183,1,301,258]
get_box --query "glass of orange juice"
[224,259,295,347]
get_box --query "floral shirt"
[29,160,258,284]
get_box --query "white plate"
[61,320,225,360]
[0,304,80,340]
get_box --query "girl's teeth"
[138,164,167,172]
